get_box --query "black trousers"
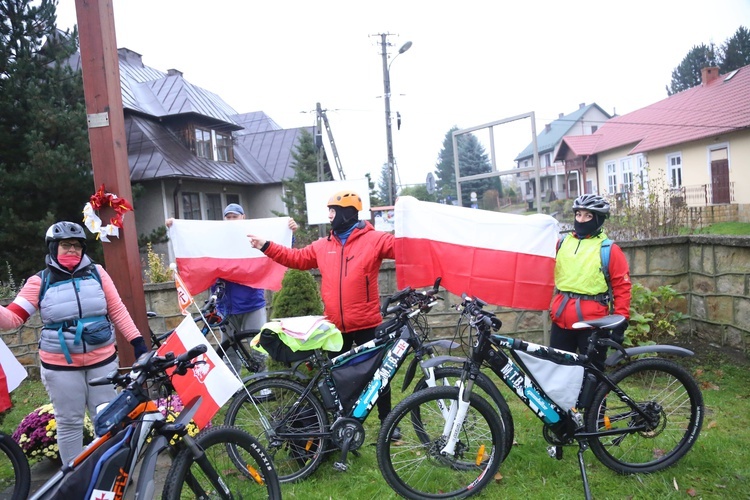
[549,322,607,370]
[330,327,392,422]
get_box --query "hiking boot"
[390,426,402,441]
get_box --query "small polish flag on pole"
[172,263,194,316]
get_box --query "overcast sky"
[55,0,749,189]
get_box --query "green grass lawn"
[693,222,750,235]
[2,346,748,499]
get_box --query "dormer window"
[187,125,234,162]
[195,128,212,159]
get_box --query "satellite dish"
[426,172,435,194]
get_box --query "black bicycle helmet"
[572,194,610,218]
[46,221,87,254]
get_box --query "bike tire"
[0,432,31,500]
[586,357,704,474]
[162,425,281,500]
[377,386,504,499]
[413,366,515,461]
[224,377,329,483]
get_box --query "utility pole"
[377,33,412,206]
[74,0,149,366]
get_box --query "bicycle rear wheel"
[224,377,328,483]
[377,386,504,499]
[586,357,704,474]
[413,366,515,461]
[0,432,30,500]
[162,425,281,499]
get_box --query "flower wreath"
[82,184,133,242]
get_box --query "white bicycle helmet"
[572,194,610,218]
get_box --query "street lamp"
[381,35,412,206]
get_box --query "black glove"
[130,337,148,359]
[609,324,627,345]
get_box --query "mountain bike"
[376,294,704,499]
[29,345,281,499]
[223,278,512,483]
[0,426,31,500]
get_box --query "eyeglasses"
[59,242,83,251]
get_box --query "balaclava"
[50,240,86,271]
[330,206,359,233]
[574,213,606,238]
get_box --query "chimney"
[701,66,720,85]
[117,48,143,67]
[167,68,183,77]
[545,124,551,132]
[558,113,564,118]
[579,102,585,109]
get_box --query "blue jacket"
[213,280,265,317]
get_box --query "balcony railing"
[676,182,734,206]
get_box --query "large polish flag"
[394,196,559,310]
[156,315,242,428]
[168,218,293,294]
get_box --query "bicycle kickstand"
[576,440,593,500]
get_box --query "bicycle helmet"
[45,221,87,254]
[572,194,610,218]
[327,190,363,212]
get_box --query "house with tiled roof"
[514,103,611,203]
[67,48,329,260]
[556,65,750,222]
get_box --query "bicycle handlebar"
[382,277,443,317]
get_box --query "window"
[542,153,551,168]
[182,192,201,219]
[620,157,633,192]
[226,194,240,206]
[667,153,682,188]
[606,161,617,194]
[216,133,233,162]
[636,154,649,192]
[206,193,222,220]
[590,125,598,134]
[195,128,212,159]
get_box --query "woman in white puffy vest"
[0,221,147,464]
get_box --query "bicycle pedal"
[547,446,563,460]
[332,461,348,472]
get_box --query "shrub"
[12,403,95,462]
[0,261,24,300]
[143,242,173,283]
[624,283,686,347]
[270,269,324,318]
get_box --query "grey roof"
[514,103,610,161]
[233,112,283,133]
[126,115,273,184]
[235,126,315,183]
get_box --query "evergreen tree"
[376,163,392,205]
[399,185,436,202]
[666,43,718,95]
[433,127,501,207]
[720,26,750,72]
[365,172,383,207]
[0,0,91,280]
[270,269,324,317]
[278,128,332,247]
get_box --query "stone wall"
[4,235,748,378]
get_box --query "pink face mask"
[57,254,82,270]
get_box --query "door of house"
[710,159,730,204]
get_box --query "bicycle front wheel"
[586,357,704,474]
[162,425,281,500]
[413,366,515,461]
[224,377,328,483]
[377,386,504,499]
[0,432,31,500]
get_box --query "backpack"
[557,234,613,313]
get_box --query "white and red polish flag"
[0,336,28,412]
[394,196,559,311]
[156,315,242,428]
[168,218,293,294]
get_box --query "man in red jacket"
[248,190,397,427]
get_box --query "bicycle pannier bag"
[515,351,584,411]
[258,328,312,364]
[332,343,390,414]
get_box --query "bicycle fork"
[440,384,472,457]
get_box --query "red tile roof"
[562,65,750,156]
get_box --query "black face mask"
[574,215,604,238]
[330,206,358,232]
